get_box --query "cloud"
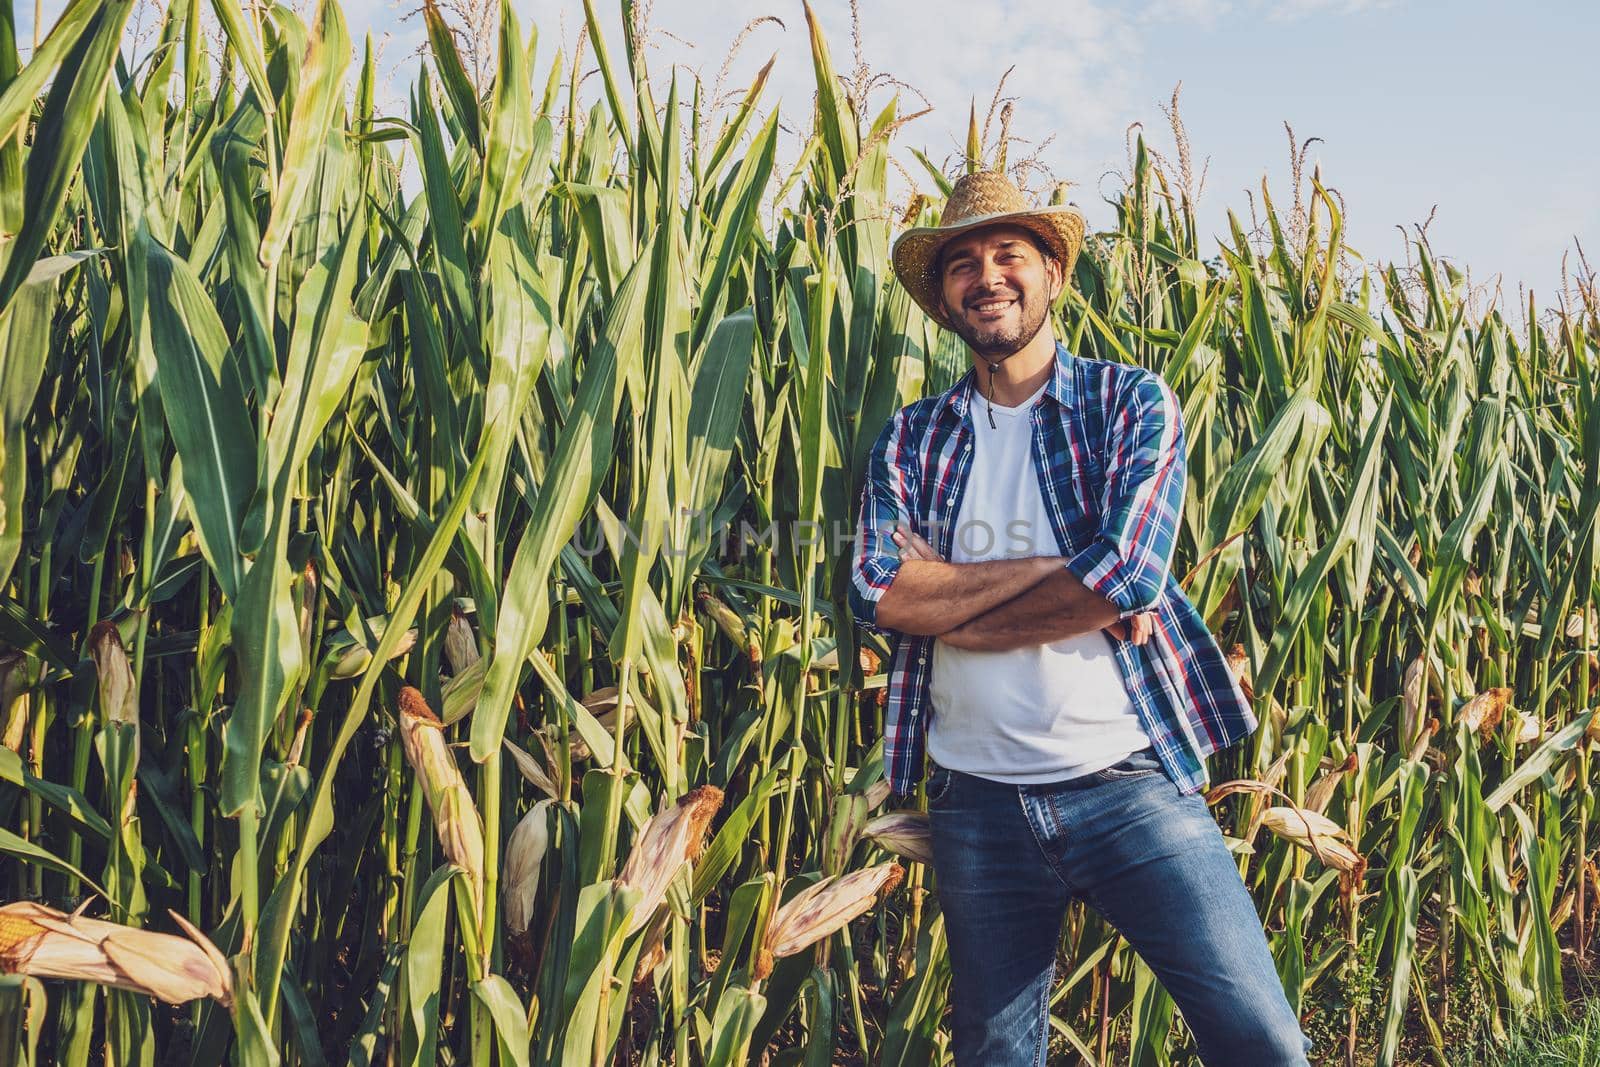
[1261,0,1394,20]
[1138,0,1393,24]
[1139,0,1233,25]
[513,0,1149,205]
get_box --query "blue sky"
[25,0,1600,314]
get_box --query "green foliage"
[1,0,1599,1063]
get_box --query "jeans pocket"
[1093,749,1163,781]
[925,762,955,805]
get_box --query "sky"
[23,0,1600,315]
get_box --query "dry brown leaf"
[0,902,232,1007]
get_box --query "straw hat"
[891,170,1085,327]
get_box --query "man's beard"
[945,291,1050,360]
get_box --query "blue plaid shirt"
[849,341,1256,797]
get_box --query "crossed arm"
[874,524,1155,651]
[849,373,1183,653]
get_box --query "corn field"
[0,0,1598,1063]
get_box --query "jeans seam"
[1033,961,1052,1067]
[1018,791,1074,893]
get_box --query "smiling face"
[935,223,1064,359]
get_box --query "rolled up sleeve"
[1063,373,1186,618]
[849,410,916,632]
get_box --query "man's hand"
[891,523,942,563]
[1106,610,1156,646]
[893,523,1156,647]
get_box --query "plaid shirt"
[849,341,1256,797]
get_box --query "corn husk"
[1401,656,1428,751]
[1458,687,1512,740]
[568,687,644,761]
[89,621,137,726]
[327,617,418,679]
[863,778,893,812]
[1305,752,1360,815]
[753,863,903,979]
[440,657,486,725]
[632,908,672,984]
[0,902,232,1007]
[697,592,760,666]
[1408,718,1438,763]
[1225,643,1255,701]
[297,563,318,658]
[862,811,932,865]
[285,707,313,766]
[503,800,554,938]
[1567,607,1597,639]
[1205,763,1282,846]
[1513,709,1543,744]
[1,652,27,753]
[1260,807,1364,875]
[502,738,559,799]
[616,785,724,936]
[806,647,883,674]
[825,793,872,875]
[443,605,479,674]
[397,686,485,918]
[1205,779,1275,805]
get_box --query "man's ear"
[1047,256,1065,303]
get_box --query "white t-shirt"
[927,379,1150,783]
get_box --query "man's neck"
[969,327,1057,408]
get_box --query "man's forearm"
[874,555,1060,636]
[938,567,1121,652]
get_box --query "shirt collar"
[937,340,1076,425]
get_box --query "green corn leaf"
[410,66,481,356]
[704,985,767,1067]
[421,0,482,156]
[258,0,349,269]
[209,0,275,117]
[700,56,775,193]
[472,206,554,537]
[1254,394,1390,697]
[691,111,778,350]
[558,880,641,1066]
[469,0,537,249]
[141,233,255,601]
[801,1,855,181]
[0,254,98,586]
[473,976,531,1067]
[1484,711,1594,813]
[470,237,654,762]
[579,0,634,165]
[257,440,492,1010]
[0,1,131,315]
[403,867,456,1066]
[666,309,756,608]
[0,827,105,897]
[0,0,100,143]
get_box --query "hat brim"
[891,206,1085,328]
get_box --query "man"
[848,169,1311,1066]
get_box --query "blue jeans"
[927,748,1311,1066]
